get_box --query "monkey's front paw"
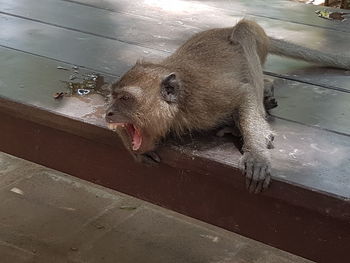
[239,152,271,193]
[136,151,161,166]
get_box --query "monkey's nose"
[105,111,115,123]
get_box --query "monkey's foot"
[239,151,271,193]
[264,96,278,111]
[136,151,161,166]
[216,126,241,137]
[263,78,278,111]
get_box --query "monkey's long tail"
[268,37,350,70]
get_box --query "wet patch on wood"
[54,65,110,100]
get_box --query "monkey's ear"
[161,73,181,103]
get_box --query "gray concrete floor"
[0,152,313,263]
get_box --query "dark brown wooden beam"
[1,104,350,263]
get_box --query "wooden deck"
[1,1,350,262]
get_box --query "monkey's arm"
[230,20,274,192]
[238,95,272,193]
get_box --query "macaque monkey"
[105,19,350,193]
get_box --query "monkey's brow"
[112,90,133,97]
[123,86,143,96]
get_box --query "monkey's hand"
[135,151,161,166]
[239,151,271,193]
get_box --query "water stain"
[54,66,111,100]
[62,73,107,97]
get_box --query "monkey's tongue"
[126,124,142,151]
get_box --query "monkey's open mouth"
[108,123,142,151]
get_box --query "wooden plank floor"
[59,0,350,32]
[1,0,350,90]
[1,0,350,262]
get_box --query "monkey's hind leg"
[217,80,277,142]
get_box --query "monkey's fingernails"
[245,162,253,177]
[248,166,260,193]
[239,160,246,173]
[249,179,259,193]
[246,177,252,190]
[263,175,271,189]
[254,168,266,193]
[254,181,263,194]
[262,168,271,189]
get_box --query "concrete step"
[0,152,313,263]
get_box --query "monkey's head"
[105,62,182,154]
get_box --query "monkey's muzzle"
[107,123,142,151]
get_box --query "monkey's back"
[164,28,246,77]
[161,28,252,132]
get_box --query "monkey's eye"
[112,91,132,102]
[115,93,132,102]
[119,95,130,101]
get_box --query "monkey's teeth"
[108,123,118,131]
[108,123,126,131]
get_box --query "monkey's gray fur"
[106,19,350,193]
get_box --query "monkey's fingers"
[255,181,263,194]
[244,163,257,192]
[239,157,246,172]
[245,161,253,178]
[248,166,261,193]
[263,168,272,189]
[240,153,271,193]
[241,155,253,190]
[254,167,268,193]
